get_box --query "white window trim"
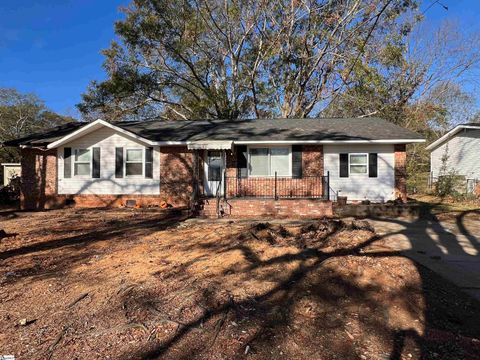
[204,150,225,183]
[247,145,292,177]
[125,148,145,178]
[348,153,368,176]
[73,148,92,178]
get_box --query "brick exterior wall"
[20,148,61,210]
[19,144,328,212]
[394,144,407,202]
[202,198,333,218]
[159,146,197,206]
[19,146,199,210]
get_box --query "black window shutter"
[236,145,248,178]
[369,153,378,178]
[145,147,153,179]
[92,147,101,178]
[115,147,124,178]
[339,153,349,178]
[64,147,72,178]
[292,145,303,178]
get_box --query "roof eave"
[233,139,425,145]
[426,125,480,151]
[46,119,156,149]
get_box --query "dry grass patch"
[0,208,479,359]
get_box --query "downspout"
[190,150,199,215]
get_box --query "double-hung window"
[249,147,290,176]
[125,149,143,176]
[349,153,368,175]
[74,149,91,176]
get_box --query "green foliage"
[0,176,20,204]
[435,174,463,198]
[74,1,480,197]
[434,150,463,198]
[78,0,418,121]
[0,88,76,163]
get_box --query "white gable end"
[57,126,160,195]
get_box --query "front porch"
[224,174,330,200]
[190,144,331,218]
[196,174,333,218]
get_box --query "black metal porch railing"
[224,171,330,200]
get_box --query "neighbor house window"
[349,153,368,174]
[74,149,91,176]
[125,149,143,176]
[249,147,290,176]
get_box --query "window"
[125,149,143,176]
[74,149,91,176]
[207,151,222,181]
[249,148,269,176]
[349,153,368,175]
[249,147,290,176]
[270,147,290,176]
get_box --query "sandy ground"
[1,208,479,360]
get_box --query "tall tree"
[0,88,75,163]
[323,19,480,192]
[78,0,418,121]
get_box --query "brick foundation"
[202,198,333,218]
[394,144,407,202]
[58,194,167,208]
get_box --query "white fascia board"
[47,119,156,149]
[156,141,188,145]
[187,140,233,150]
[1,163,21,166]
[426,125,480,151]
[233,139,425,145]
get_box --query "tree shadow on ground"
[0,208,187,285]
[2,207,479,359]
[114,209,480,360]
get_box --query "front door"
[204,150,225,196]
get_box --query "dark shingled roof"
[3,117,423,147]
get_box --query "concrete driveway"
[367,210,480,300]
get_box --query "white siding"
[57,127,160,195]
[431,128,480,179]
[324,144,395,202]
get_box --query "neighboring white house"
[1,163,21,186]
[427,122,480,192]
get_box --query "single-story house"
[3,117,424,217]
[1,163,21,186]
[426,122,480,193]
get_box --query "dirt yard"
[1,208,479,360]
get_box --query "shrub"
[435,173,463,198]
[0,176,20,204]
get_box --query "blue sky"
[0,0,479,118]
[0,0,127,117]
